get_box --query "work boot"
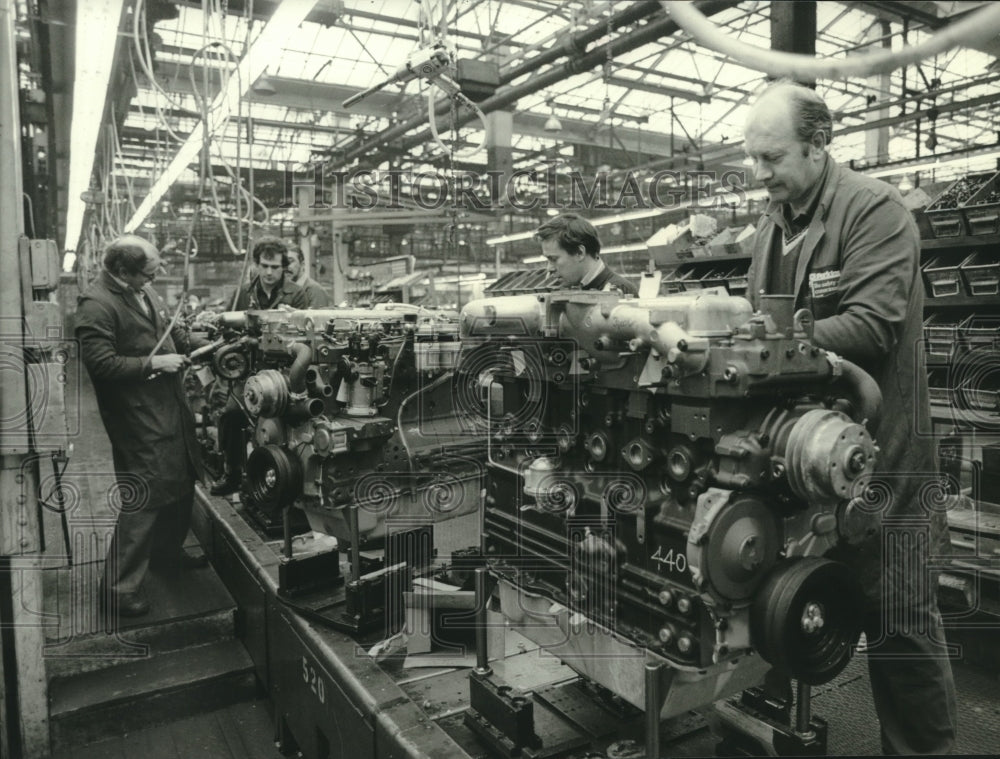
[100,587,150,618]
[210,474,240,496]
[150,548,209,574]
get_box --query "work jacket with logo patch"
[747,158,944,606]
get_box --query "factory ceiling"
[20,0,1000,255]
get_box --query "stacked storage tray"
[923,172,996,238]
[958,378,999,413]
[949,322,1000,412]
[485,269,562,295]
[661,268,695,294]
[927,367,956,407]
[727,269,749,298]
[695,266,736,292]
[922,255,964,298]
[963,171,1000,236]
[924,313,963,358]
[960,314,1000,350]
[959,251,1000,297]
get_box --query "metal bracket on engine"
[823,351,843,378]
[792,309,815,341]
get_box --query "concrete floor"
[50,700,283,759]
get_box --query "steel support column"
[770,1,817,86]
[0,2,49,757]
[330,223,347,306]
[865,20,893,165]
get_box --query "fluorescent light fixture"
[486,230,535,246]
[593,208,672,225]
[867,164,922,179]
[488,148,1000,247]
[63,0,126,254]
[486,208,676,246]
[866,146,1000,179]
[435,273,488,284]
[601,243,648,255]
[521,255,547,265]
[125,0,320,233]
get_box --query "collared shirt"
[254,277,283,310]
[233,275,308,311]
[579,260,606,288]
[765,155,832,295]
[107,270,151,316]
[783,154,830,235]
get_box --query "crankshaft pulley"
[750,557,863,685]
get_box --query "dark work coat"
[582,264,639,296]
[232,275,308,310]
[298,276,332,308]
[747,157,942,607]
[75,271,205,502]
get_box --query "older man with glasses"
[75,235,209,620]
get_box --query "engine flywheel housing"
[750,557,863,685]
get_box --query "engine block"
[457,289,879,716]
[199,304,482,545]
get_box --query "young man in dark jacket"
[231,236,308,310]
[75,235,208,618]
[535,213,638,296]
[212,237,308,495]
[744,79,956,755]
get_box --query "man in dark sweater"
[535,213,638,296]
[212,237,308,495]
[287,243,331,307]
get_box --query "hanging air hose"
[663,0,1000,79]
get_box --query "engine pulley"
[749,557,863,685]
[245,444,303,513]
[783,408,876,503]
[244,369,289,418]
[687,490,781,606]
[213,343,250,381]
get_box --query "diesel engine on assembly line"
[456,288,882,718]
[194,304,482,545]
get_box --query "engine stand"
[714,681,828,756]
[277,544,342,596]
[340,560,412,634]
[464,670,545,758]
